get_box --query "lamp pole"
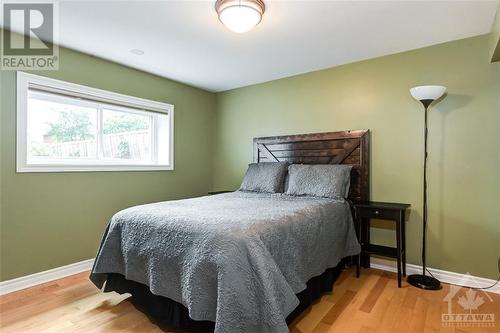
[422,99,431,278]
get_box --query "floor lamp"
[407,85,446,290]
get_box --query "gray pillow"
[239,162,289,193]
[285,164,352,199]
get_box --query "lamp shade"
[410,85,446,102]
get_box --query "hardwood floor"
[1,268,498,333]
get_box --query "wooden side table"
[354,201,410,288]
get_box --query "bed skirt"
[101,261,345,332]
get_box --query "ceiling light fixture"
[215,0,265,33]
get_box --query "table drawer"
[356,207,400,220]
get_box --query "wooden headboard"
[253,130,370,202]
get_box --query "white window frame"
[16,71,174,172]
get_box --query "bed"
[90,129,370,333]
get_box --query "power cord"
[425,267,500,290]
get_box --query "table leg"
[361,217,370,268]
[354,209,361,278]
[396,219,402,288]
[356,255,360,278]
[400,211,406,277]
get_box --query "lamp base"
[407,274,442,290]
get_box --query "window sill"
[16,164,174,173]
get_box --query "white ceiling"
[6,1,500,92]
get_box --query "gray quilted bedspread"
[90,191,360,333]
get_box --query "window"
[17,72,174,172]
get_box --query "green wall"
[212,35,500,279]
[1,33,499,282]
[0,43,216,281]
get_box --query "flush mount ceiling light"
[215,0,265,33]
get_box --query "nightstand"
[354,201,410,287]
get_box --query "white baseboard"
[1,257,498,296]
[0,258,95,296]
[370,257,500,294]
